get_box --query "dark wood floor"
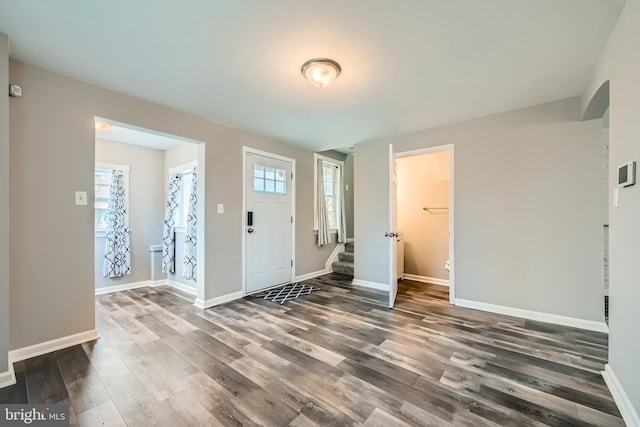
[0,275,622,426]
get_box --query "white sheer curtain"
[315,158,331,246]
[162,173,182,273]
[103,170,131,278]
[183,168,197,280]
[337,164,347,243]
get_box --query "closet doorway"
[395,145,454,304]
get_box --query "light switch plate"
[217,203,224,214]
[75,191,88,206]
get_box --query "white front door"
[246,151,294,293]
[389,144,398,308]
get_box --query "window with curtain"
[314,154,346,244]
[174,169,194,228]
[95,164,129,237]
[322,162,340,230]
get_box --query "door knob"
[247,228,254,233]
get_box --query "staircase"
[332,241,354,276]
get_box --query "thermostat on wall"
[618,161,636,187]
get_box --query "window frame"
[95,163,130,238]
[168,161,197,231]
[313,154,344,233]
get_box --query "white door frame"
[241,146,296,296]
[395,144,455,304]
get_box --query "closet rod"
[422,207,449,211]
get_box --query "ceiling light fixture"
[301,58,341,88]
[95,121,111,132]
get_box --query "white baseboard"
[9,329,100,364]
[0,364,16,389]
[150,279,167,286]
[95,280,151,295]
[164,279,197,296]
[602,364,640,427]
[194,291,244,309]
[403,274,450,287]
[351,279,389,292]
[455,299,609,333]
[295,269,330,282]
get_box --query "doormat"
[253,283,318,305]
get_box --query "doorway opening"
[93,117,205,305]
[395,144,454,305]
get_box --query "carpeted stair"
[332,242,354,276]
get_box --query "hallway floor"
[0,275,622,426]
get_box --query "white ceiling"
[95,120,190,151]
[0,1,625,152]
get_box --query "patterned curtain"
[103,170,131,278]
[183,168,197,280]
[315,158,331,246]
[162,173,183,273]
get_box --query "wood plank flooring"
[0,275,623,426]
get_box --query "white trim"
[0,364,16,389]
[403,274,450,287]
[352,279,390,291]
[455,299,609,333]
[602,364,640,427]
[395,144,455,304]
[9,329,100,364]
[194,291,244,309]
[295,269,330,282]
[242,147,296,296]
[346,237,354,243]
[164,279,197,296]
[150,279,167,286]
[94,280,151,295]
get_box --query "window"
[169,162,197,228]
[175,169,195,228]
[314,154,343,231]
[95,163,130,236]
[254,164,287,194]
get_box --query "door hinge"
[291,172,293,180]
[291,216,293,223]
[291,260,293,267]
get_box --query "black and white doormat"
[253,283,317,304]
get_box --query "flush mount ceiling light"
[95,121,111,132]
[301,58,341,88]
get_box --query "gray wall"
[0,33,10,378]
[164,142,199,290]
[354,142,391,285]
[582,0,640,414]
[355,97,604,323]
[344,154,354,239]
[8,60,338,349]
[94,139,165,289]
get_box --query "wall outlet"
[217,203,224,214]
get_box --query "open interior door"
[389,144,398,308]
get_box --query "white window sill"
[95,231,106,238]
[174,226,187,233]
